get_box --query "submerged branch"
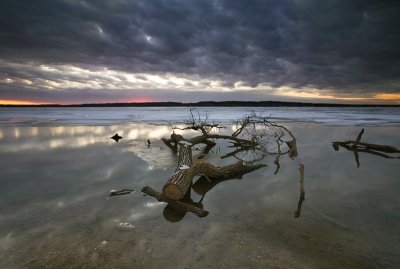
[294,164,305,218]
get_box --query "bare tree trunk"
[163,143,194,200]
[142,143,267,217]
[162,143,266,200]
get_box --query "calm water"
[0,108,399,268]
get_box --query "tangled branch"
[162,110,298,165]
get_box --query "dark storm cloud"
[0,0,399,96]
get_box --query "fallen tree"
[332,129,400,167]
[142,141,266,217]
[142,111,298,218]
[162,110,297,165]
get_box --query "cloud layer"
[0,0,399,103]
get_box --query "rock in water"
[111,133,123,142]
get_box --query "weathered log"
[162,142,194,200]
[141,186,209,217]
[191,160,267,197]
[190,159,266,180]
[164,159,267,201]
[162,140,267,200]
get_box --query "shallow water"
[0,109,399,268]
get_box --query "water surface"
[0,108,399,268]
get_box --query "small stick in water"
[109,188,134,197]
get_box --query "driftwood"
[142,142,266,218]
[294,164,305,218]
[162,111,297,164]
[141,111,299,219]
[332,129,400,167]
[162,141,267,201]
[108,188,134,197]
[162,142,194,200]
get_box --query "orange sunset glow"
[0,99,47,105]
[125,97,154,103]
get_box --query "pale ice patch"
[124,141,176,170]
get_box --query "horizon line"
[0,100,399,107]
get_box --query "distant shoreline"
[0,101,399,108]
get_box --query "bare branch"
[162,111,298,163]
[332,129,400,167]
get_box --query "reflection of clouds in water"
[0,123,173,153]
[124,125,171,140]
[1,189,105,228]
[127,212,147,222]
[145,202,163,208]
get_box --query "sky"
[0,0,399,105]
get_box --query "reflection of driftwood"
[294,164,305,218]
[162,188,204,222]
[192,176,236,203]
[142,186,209,217]
[274,140,282,175]
[332,129,400,167]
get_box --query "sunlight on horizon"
[0,99,48,105]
